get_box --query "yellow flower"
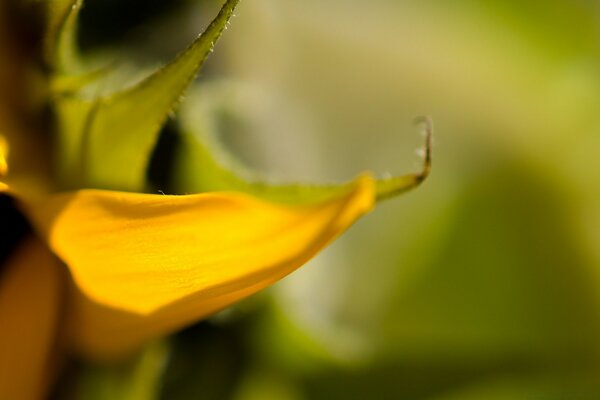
[0,0,430,398]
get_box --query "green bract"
[46,0,430,199]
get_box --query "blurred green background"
[71,0,600,399]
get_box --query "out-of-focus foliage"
[186,1,600,399]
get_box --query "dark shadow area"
[0,196,30,268]
[147,120,181,194]
[78,0,191,50]
[160,320,250,400]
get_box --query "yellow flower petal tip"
[31,175,375,358]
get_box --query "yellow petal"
[0,135,7,177]
[0,236,63,400]
[28,175,375,359]
[0,135,7,192]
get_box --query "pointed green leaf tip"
[46,0,113,91]
[173,86,432,205]
[45,0,82,71]
[53,0,240,191]
[374,116,432,202]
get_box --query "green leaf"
[54,0,240,191]
[172,85,431,204]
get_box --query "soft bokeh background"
[72,0,600,398]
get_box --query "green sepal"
[53,0,240,191]
[173,86,432,205]
[53,95,95,188]
[44,0,82,71]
